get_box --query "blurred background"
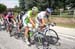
[0,0,75,28]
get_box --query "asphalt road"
[0,26,75,49]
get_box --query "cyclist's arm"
[41,18,45,26]
[29,18,35,27]
[10,15,16,24]
[18,15,21,22]
[38,13,45,26]
[22,14,27,26]
[5,15,9,23]
[11,18,16,24]
[18,14,22,24]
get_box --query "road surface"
[0,26,75,49]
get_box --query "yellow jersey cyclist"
[22,6,39,46]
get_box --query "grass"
[50,15,75,18]
[57,23,75,28]
[51,16,75,28]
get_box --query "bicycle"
[33,23,59,49]
[13,22,24,39]
[6,20,15,37]
[21,23,59,48]
[44,23,59,45]
[13,23,46,44]
[12,23,59,49]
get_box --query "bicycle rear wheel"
[34,32,46,49]
[45,29,59,45]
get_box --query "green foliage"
[0,4,7,13]
[14,6,21,13]
[18,0,75,11]
[19,0,26,11]
[66,0,75,8]
[33,0,49,10]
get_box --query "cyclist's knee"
[25,26,29,30]
[24,26,29,34]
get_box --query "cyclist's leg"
[17,22,20,33]
[18,20,22,33]
[17,21,23,37]
[24,26,31,45]
[11,18,16,24]
[4,19,7,31]
[24,26,29,38]
[6,19,10,32]
[23,22,30,45]
[9,18,13,31]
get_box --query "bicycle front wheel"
[45,29,59,45]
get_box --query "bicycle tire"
[45,29,59,45]
[33,31,46,49]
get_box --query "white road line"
[58,33,75,39]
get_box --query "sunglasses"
[46,11,51,14]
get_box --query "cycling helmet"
[46,8,52,13]
[8,12,12,15]
[32,6,39,12]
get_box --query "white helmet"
[46,8,52,13]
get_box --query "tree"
[14,6,21,13]
[0,4,7,13]
[19,0,75,11]
[33,0,49,10]
[19,0,36,11]
[19,0,26,11]
[66,0,75,8]
[25,0,34,10]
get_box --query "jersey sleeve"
[22,14,27,26]
[37,12,44,19]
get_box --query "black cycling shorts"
[8,18,13,23]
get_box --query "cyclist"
[5,10,16,35]
[22,6,39,46]
[16,11,25,34]
[0,14,4,29]
[3,12,7,30]
[0,14,4,24]
[36,8,52,30]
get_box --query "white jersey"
[36,11,46,24]
[22,13,28,26]
[37,11,46,19]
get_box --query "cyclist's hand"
[19,20,21,24]
[40,24,46,28]
[14,22,16,25]
[32,24,35,28]
[40,24,45,27]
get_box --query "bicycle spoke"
[45,29,59,44]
